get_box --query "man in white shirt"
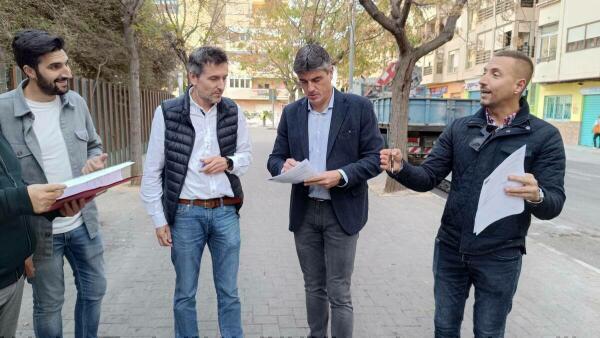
[141,46,252,338]
[0,29,108,338]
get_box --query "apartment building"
[530,0,600,146]
[419,0,536,99]
[220,0,289,123]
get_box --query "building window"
[538,23,558,62]
[495,24,512,51]
[435,52,444,74]
[567,21,600,52]
[229,78,251,88]
[543,95,572,120]
[447,49,459,73]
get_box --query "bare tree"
[359,0,467,192]
[156,0,227,72]
[121,0,144,185]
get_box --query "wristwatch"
[528,187,544,204]
[225,157,234,171]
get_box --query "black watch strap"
[226,157,234,171]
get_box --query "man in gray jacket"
[0,29,107,338]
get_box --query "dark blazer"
[267,89,383,235]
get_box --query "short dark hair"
[188,46,228,76]
[293,44,332,74]
[11,29,65,71]
[493,50,534,84]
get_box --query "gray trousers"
[294,199,358,338]
[0,276,24,338]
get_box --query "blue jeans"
[433,238,522,338]
[171,204,243,338]
[31,224,106,338]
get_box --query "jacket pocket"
[338,129,356,139]
[11,144,33,159]
[75,130,89,142]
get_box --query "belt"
[178,197,242,209]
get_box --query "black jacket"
[390,99,566,254]
[0,133,36,289]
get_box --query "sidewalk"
[564,144,600,165]
[16,127,600,337]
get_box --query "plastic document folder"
[49,161,135,211]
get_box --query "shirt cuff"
[152,213,168,229]
[337,169,349,187]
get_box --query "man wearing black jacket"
[381,50,565,337]
[0,133,85,338]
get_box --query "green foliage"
[0,0,177,90]
[237,0,394,96]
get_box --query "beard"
[34,70,70,96]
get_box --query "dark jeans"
[433,238,522,338]
[594,133,600,148]
[294,199,358,338]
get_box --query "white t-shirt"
[26,97,83,234]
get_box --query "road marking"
[531,239,600,275]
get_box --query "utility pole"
[270,88,276,128]
[348,0,356,93]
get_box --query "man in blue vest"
[140,46,252,338]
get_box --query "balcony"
[477,6,494,21]
[476,50,491,65]
[496,0,514,13]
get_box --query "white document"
[473,145,526,235]
[268,159,318,184]
[60,161,134,199]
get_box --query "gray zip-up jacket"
[0,80,103,259]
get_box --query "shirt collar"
[14,79,73,117]
[485,108,517,129]
[308,88,335,114]
[189,89,216,116]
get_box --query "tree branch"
[359,0,398,35]
[414,0,466,59]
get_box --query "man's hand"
[27,184,66,214]
[282,158,298,173]
[505,173,541,202]
[304,170,342,189]
[82,153,108,175]
[59,198,88,217]
[155,225,172,247]
[380,148,403,173]
[24,256,35,279]
[201,156,228,175]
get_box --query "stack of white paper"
[268,159,317,184]
[60,161,134,199]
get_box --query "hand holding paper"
[269,159,317,184]
[473,145,527,235]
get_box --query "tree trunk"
[287,85,297,103]
[384,55,416,193]
[124,20,143,186]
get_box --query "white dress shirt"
[140,92,252,228]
